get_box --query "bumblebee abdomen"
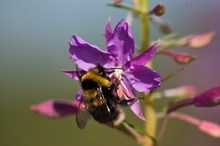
[90,101,125,126]
[82,89,97,98]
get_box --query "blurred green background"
[1,0,220,146]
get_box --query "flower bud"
[162,50,196,64]
[154,85,196,99]
[30,99,79,118]
[188,32,216,48]
[148,3,165,16]
[194,86,220,107]
[198,121,220,138]
[114,0,122,4]
[170,113,220,138]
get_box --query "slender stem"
[138,0,157,146]
[107,3,143,14]
[167,98,194,113]
[143,93,157,146]
[139,0,150,51]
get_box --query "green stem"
[139,0,150,51]
[138,0,157,146]
[143,93,157,146]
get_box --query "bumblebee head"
[90,63,110,79]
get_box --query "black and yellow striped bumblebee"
[76,63,135,129]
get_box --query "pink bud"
[154,85,196,99]
[162,50,196,64]
[188,32,216,48]
[178,85,197,97]
[113,0,122,4]
[198,121,220,138]
[170,113,220,138]
[30,99,79,118]
[194,86,220,107]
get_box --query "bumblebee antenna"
[108,67,124,70]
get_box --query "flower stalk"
[139,0,150,51]
[138,0,157,146]
[143,93,157,146]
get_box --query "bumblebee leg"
[108,81,120,92]
[117,98,137,106]
[109,93,137,106]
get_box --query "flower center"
[114,67,123,80]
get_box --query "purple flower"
[62,19,161,120]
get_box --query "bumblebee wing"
[97,86,115,128]
[76,107,92,129]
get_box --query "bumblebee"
[76,64,135,129]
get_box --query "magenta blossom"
[62,19,161,120]
[30,99,79,118]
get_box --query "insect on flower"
[67,19,161,121]
[75,62,137,129]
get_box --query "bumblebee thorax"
[81,71,110,89]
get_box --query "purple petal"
[61,69,87,80]
[121,75,136,97]
[61,70,79,80]
[129,100,146,121]
[106,19,134,66]
[105,17,113,43]
[30,99,79,118]
[123,43,158,69]
[124,65,161,92]
[76,89,83,101]
[69,35,113,71]
[122,78,145,120]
